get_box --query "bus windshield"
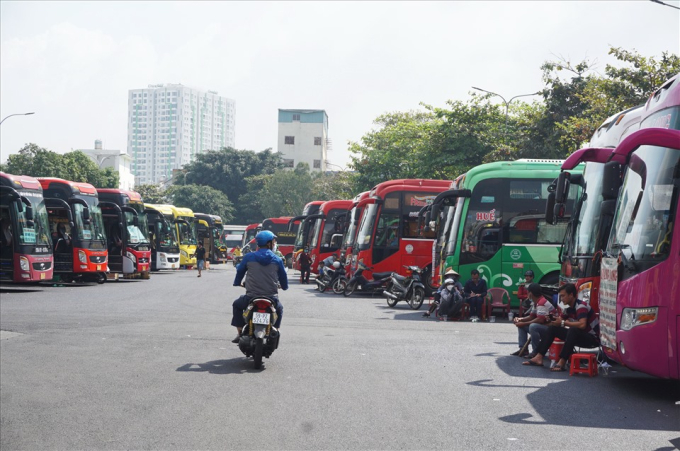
[14,195,51,246]
[342,207,359,249]
[125,211,150,244]
[569,163,605,257]
[74,202,106,246]
[177,219,197,245]
[262,220,297,246]
[606,145,679,275]
[312,209,347,252]
[459,178,567,265]
[356,203,378,251]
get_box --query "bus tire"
[422,267,436,296]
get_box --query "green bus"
[429,159,582,308]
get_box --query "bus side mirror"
[16,199,24,213]
[555,172,570,204]
[424,211,431,231]
[545,192,556,225]
[83,207,91,224]
[133,216,139,227]
[602,161,622,200]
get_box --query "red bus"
[341,191,370,274]
[289,201,325,270]
[308,200,353,274]
[353,179,450,293]
[597,74,680,379]
[0,172,54,283]
[241,223,261,251]
[96,188,152,278]
[38,178,108,283]
[261,217,299,267]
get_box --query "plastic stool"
[547,339,564,368]
[570,353,598,377]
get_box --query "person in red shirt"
[511,283,555,357]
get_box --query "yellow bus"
[144,203,181,270]
[148,204,197,267]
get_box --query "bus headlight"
[126,252,137,263]
[180,250,188,258]
[160,253,167,262]
[620,307,658,331]
[19,256,30,271]
[577,282,592,304]
[78,250,87,264]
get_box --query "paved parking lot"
[1,266,679,450]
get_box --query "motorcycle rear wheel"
[332,277,347,294]
[408,287,425,310]
[253,337,264,369]
[386,292,399,307]
[343,281,357,297]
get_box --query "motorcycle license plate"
[252,312,270,325]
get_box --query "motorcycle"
[343,261,393,297]
[315,261,347,294]
[382,265,426,309]
[237,296,280,369]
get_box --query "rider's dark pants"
[232,295,283,328]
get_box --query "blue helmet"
[255,230,277,247]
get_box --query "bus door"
[99,201,127,274]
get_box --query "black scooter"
[315,261,347,294]
[382,265,426,309]
[343,261,393,297]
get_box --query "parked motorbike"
[237,296,280,369]
[343,261,393,297]
[232,255,242,267]
[382,265,426,309]
[315,260,347,294]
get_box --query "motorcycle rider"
[319,253,338,277]
[231,230,288,343]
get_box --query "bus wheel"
[97,273,107,284]
[422,267,437,295]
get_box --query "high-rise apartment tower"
[127,84,235,185]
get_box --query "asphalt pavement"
[1,265,679,450]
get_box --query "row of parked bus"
[239,73,680,379]
[0,176,230,284]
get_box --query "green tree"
[5,144,120,186]
[312,170,356,201]
[176,147,282,224]
[259,163,314,218]
[235,174,271,224]
[135,184,167,204]
[165,184,234,222]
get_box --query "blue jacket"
[234,247,288,297]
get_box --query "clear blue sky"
[1,1,678,167]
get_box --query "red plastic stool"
[547,339,564,368]
[570,353,598,377]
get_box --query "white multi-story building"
[127,84,235,185]
[80,140,135,190]
[277,109,328,172]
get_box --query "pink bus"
[598,74,680,379]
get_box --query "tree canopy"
[165,184,234,223]
[4,144,119,188]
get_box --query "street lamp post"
[0,112,35,126]
[471,87,540,144]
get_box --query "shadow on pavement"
[176,358,266,374]
[473,355,680,432]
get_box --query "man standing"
[463,269,488,321]
[195,242,206,278]
[511,283,555,357]
[298,248,312,284]
[523,283,600,372]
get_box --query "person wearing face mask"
[423,269,464,318]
